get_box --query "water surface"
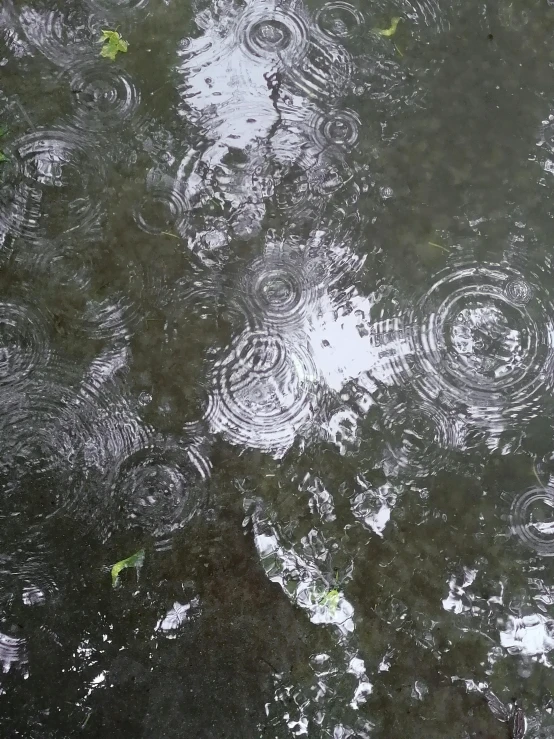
[1,0,554,736]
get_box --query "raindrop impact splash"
[0,302,51,386]
[10,128,105,242]
[237,255,318,332]
[407,264,554,419]
[69,62,141,130]
[235,1,310,69]
[109,438,209,547]
[206,329,319,456]
[511,486,554,556]
[315,2,365,41]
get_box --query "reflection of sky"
[174,1,554,732]
[500,614,554,660]
[177,0,355,226]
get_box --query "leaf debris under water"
[318,588,340,614]
[99,30,129,61]
[111,548,145,588]
[374,17,402,38]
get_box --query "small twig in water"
[82,710,92,730]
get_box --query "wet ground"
[1,0,554,736]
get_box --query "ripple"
[0,383,89,543]
[367,0,452,36]
[354,55,410,108]
[315,2,365,40]
[84,0,148,17]
[352,0,453,106]
[134,181,189,236]
[0,631,27,673]
[69,62,141,130]
[309,159,354,197]
[206,329,319,455]
[408,264,554,416]
[0,174,42,242]
[12,128,105,241]
[382,397,463,476]
[74,365,148,482]
[237,255,318,332]
[80,295,141,342]
[108,437,209,546]
[235,1,309,69]
[511,487,554,556]
[19,5,98,67]
[504,277,533,306]
[286,34,354,102]
[274,165,311,213]
[310,108,360,151]
[0,301,50,386]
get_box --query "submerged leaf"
[374,17,402,37]
[99,29,129,61]
[319,588,340,614]
[111,548,145,588]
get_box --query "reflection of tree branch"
[260,655,279,673]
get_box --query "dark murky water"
[2,0,554,736]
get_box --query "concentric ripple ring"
[69,62,141,130]
[315,1,365,40]
[236,2,310,69]
[206,329,318,454]
[511,486,554,556]
[407,264,554,414]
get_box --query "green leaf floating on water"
[99,29,129,61]
[374,17,402,37]
[111,548,145,588]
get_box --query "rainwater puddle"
[1,0,554,736]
